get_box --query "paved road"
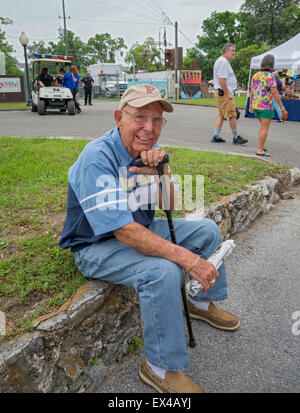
[0,101,299,167]
[100,187,300,393]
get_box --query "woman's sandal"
[256,152,271,157]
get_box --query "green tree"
[183,47,212,80]
[27,41,51,60]
[125,37,162,72]
[231,44,269,88]
[87,33,127,64]
[48,30,91,72]
[276,3,300,42]
[0,17,22,74]
[188,11,248,80]
[240,0,300,46]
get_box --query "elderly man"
[212,43,248,145]
[59,84,239,393]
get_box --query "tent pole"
[246,66,252,99]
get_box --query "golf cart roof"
[32,54,74,65]
[33,58,71,64]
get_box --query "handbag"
[281,110,288,121]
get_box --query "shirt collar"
[111,126,134,167]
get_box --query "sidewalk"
[99,186,300,393]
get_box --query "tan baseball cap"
[119,84,173,112]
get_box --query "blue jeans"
[73,217,228,370]
[72,88,81,111]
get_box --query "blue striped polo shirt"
[59,126,161,251]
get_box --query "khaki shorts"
[214,91,236,119]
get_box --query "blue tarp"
[245,97,300,121]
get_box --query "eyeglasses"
[122,109,167,128]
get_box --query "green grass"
[93,97,120,101]
[0,96,248,110]
[0,101,28,109]
[0,137,285,341]
[171,95,247,108]
[126,336,144,354]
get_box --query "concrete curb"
[0,167,299,393]
[0,108,30,111]
[170,101,246,110]
[0,101,245,111]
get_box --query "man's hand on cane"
[129,149,168,175]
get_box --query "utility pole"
[131,52,136,80]
[62,0,68,55]
[174,21,179,100]
[159,30,162,68]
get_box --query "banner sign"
[0,77,21,93]
[180,70,202,99]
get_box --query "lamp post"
[19,31,31,106]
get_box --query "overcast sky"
[3,0,243,63]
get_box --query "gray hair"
[222,43,235,54]
[260,54,275,72]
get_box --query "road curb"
[170,101,245,110]
[0,108,30,111]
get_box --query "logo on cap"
[145,85,156,94]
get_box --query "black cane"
[134,155,196,348]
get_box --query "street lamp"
[19,31,31,106]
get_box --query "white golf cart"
[31,54,75,115]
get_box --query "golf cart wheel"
[67,100,75,115]
[31,102,38,112]
[38,100,46,115]
[105,89,111,98]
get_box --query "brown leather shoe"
[189,302,240,331]
[139,356,204,393]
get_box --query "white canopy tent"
[247,32,300,90]
[250,32,300,70]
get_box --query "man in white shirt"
[212,43,248,145]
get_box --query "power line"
[178,29,195,46]
[151,9,195,46]
[2,15,61,20]
[129,0,162,21]
[46,1,62,42]
[6,34,60,41]
[70,17,164,25]
[88,0,164,24]
[3,14,166,26]
[147,0,165,15]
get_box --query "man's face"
[225,46,236,60]
[86,72,90,77]
[115,102,164,159]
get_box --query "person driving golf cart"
[36,67,53,87]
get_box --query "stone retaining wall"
[203,168,300,238]
[1,168,299,393]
